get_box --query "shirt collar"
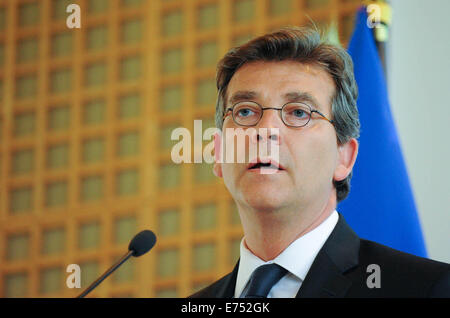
[235,210,339,297]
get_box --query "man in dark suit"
[190,27,449,298]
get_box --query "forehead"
[226,60,335,111]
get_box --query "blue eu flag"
[338,8,428,257]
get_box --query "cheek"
[290,133,338,183]
[221,163,239,193]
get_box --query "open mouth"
[247,159,285,171]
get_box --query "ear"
[213,132,223,178]
[334,138,358,182]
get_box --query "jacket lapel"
[215,260,240,298]
[296,214,360,297]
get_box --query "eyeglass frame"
[222,101,335,128]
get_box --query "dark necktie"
[240,263,288,298]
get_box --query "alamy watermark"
[66,264,81,288]
[366,4,381,29]
[66,4,81,29]
[366,264,381,289]
[170,120,280,174]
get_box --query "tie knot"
[240,263,287,298]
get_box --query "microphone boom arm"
[77,250,134,298]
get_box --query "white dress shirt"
[234,210,339,298]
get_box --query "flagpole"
[366,0,392,78]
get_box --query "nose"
[250,109,282,145]
[254,130,280,143]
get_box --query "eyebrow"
[283,91,321,108]
[228,90,258,106]
[228,90,322,109]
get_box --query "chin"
[224,171,294,212]
[246,201,285,213]
[240,188,290,213]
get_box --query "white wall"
[388,0,450,263]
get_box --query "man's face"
[215,60,346,215]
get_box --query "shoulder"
[354,239,450,297]
[359,238,449,272]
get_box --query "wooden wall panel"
[0,0,362,297]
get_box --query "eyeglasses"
[223,101,334,128]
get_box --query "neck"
[239,191,337,261]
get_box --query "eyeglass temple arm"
[223,108,233,120]
[312,110,334,124]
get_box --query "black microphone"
[77,230,157,298]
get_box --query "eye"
[237,108,255,117]
[282,103,311,126]
[292,108,306,118]
[233,102,260,119]
[284,104,310,118]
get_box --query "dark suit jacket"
[190,214,450,298]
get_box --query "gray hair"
[214,26,360,202]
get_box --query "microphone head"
[128,230,157,257]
